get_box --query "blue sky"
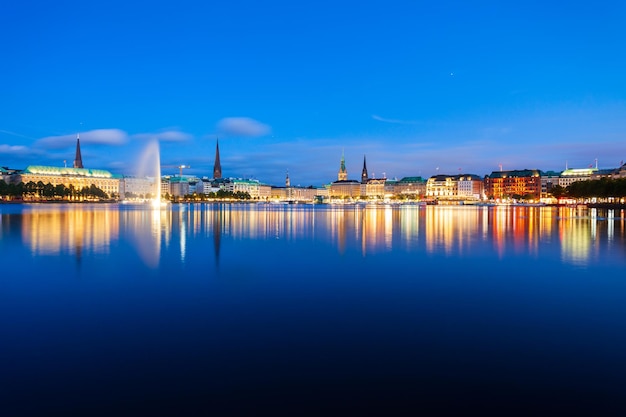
[1,1,625,185]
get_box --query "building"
[613,163,626,179]
[329,180,361,199]
[559,168,598,188]
[168,176,190,197]
[213,139,222,179]
[18,165,120,198]
[540,171,561,199]
[73,134,84,169]
[361,155,368,183]
[120,176,157,199]
[330,153,361,199]
[214,178,270,199]
[361,178,386,200]
[426,175,458,198]
[485,169,542,200]
[457,174,484,200]
[393,177,426,197]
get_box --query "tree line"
[0,180,110,201]
[166,189,252,202]
[551,177,626,200]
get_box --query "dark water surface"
[2,203,626,416]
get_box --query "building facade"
[485,169,542,200]
[18,165,120,198]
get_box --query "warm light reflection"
[22,206,119,257]
[10,204,623,268]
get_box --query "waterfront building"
[540,171,561,199]
[485,169,542,200]
[559,168,598,187]
[591,168,617,180]
[214,178,269,199]
[426,175,458,198]
[169,176,190,197]
[197,178,219,194]
[393,177,426,197]
[18,165,121,198]
[361,178,386,200]
[161,178,171,197]
[457,174,484,200]
[329,180,361,199]
[330,152,361,199]
[0,167,19,183]
[120,176,157,199]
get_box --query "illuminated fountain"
[136,140,166,207]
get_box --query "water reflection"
[2,204,624,268]
[20,206,119,259]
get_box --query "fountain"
[135,139,166,207]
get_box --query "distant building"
[73,135,84,169]
[426,175,458,199]
[330,180,361,199]
[393,177,426,197]
[361,178,386,200]
[18,165,121,198]
[361,155,368,183]
[169,176,190,197]
[457,174,484,200]
[0,166,19,183]
[338,151,348,181]
[120,176,157,199]
[613,163,626,179]
[559,168,598,188]
[540,171,561,199]
[330,152,360,199]
[485,169,542,200]
[213,139,222,179]
[214,178,270,199]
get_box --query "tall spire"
[361,155,368,183]
[73,133,83,169]
[285,170,290,187]
[338,150,348,181]
[213,138,222,179]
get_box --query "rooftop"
[23,165,116,179]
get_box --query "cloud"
[36,129,128,149]
[371,114,421,125]
[217,117,271,137]
[133,130,192,143]
[0,144,31,155]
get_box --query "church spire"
[213,138,222,179]
[338,150,347,181]
[361,155,368,183]
[73,133,83,168]
[285,170,290,187]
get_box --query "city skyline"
[2,1,626,185]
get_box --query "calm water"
[2,203,626,415]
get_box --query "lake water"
[2,203,626,415]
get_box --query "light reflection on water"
[2,203,626,415]
[0,204,625,268]
[2,203,624,268]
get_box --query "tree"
[550,185,566,199]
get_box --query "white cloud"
[0,144,30,155]
[217,117,271,137]
[133,130,192,143]
[36,129,128,149]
